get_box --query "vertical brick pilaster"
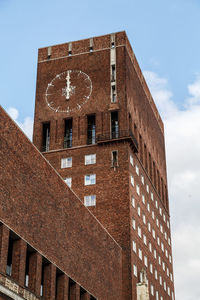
[56,274,69,300]
[75,283,80,300]
[43,263,56,300]
[29,252,42,297]
[12,238,27,285]
[0,224,9,274]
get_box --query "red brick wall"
[0,106,122,300]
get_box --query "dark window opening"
[40,257,50,297]
[64,118,72,148]
[90,296,96,300]
[68,51,72,56]
[6,231,18,277]
[69,278,76,300]
[89,46,93,52]
[87,115,96,145]
[112,151,118,167]
[111,85,116,103]
[111,41,115,48]
[111,64,116,82]
[42,122,50,152]
[80,287,87,300]
[25,245,35,288]
[111,111,119,138]
[55,269,64,299]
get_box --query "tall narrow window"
[25,246,35,287]
[111,64,116,82]
[42,122,50,152]
[64,118,72,148]
[111,85,116,103]
[111,151,118,167]
[6,234,14,276]
[111,111,119,138]
[87,115,96,144]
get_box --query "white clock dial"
[45,70,92,113]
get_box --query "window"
[152,229,156,239]
[64,118,72,148]
[167,268,169,276]
[111,84,117,103]
[168,238,171,246]
[167,220,170,228]
[84,195,96,207]
[146,184,149,193]
[142,194,145,204]
[156,218,159,227]
[147,203,150,212]
[85,154,96,165]
[132,241,136,253]
[132,197,135,207]
[138,226,141,238]
[137,206,141,216]
[170,273,173,282]
[148,222,151,232]
[84,174,96,185]
[156,291,159,300]
[169,255,172,263]
[157,237,160,246]
[132,218,136,230]
[111,111,119,138]
[150,263,153,273]
[159,276,162,285]
[138,248,142,260]
[164,232,167,240]
[142,214,146,224]
[111,64,116,82]
[161,242,164,252]
[155,269,158,280]
[64,177,72,188]
[144,256,148,267]
[159,207,162,216]
[160,224,163,233]
[152,211,155,219]
[61,157,72,168]
[130,155,134,166]
[158,256,161,265]
[150,285,154,296]
[42,122,50,152]
[168,287,170,296]
[162,262,165,271]
[87,115,96,144]
[163,214,166,222]
[149,242,152,252]
[141,175,144,184]
[143,234,147,245]
[151,192,154,201]
[164,281,166,291]
[135,165,139,175]
[165,249,168,258]
[133,265,137,277]
[155,200,158,208]
[111,151,118,167]
[154,249,157,259]
[131,175,134,186]
[136,184,140,195]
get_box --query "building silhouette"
[0,32,175,300]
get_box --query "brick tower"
[33,32,175,300]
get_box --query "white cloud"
[6,107,33,141]
[144,71,200,300]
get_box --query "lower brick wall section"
[0,106,122,300]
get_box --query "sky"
[1,0,200,299]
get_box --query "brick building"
[0,31,175,299]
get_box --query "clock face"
[45,70,92,113]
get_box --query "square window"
[132,241,136,253]
[131,175,134,186]
[138,248,142,260]
[85,154,96,165]
[144,256,148,267]
[136,184,140,195]
[84,174,96,185]
[143,234,147,245]
[133,264,137,277]
[130,155,134,166]
[142,194,145,204]
[132,218,136,230]
[84,195,96,207]
[138,226,141,238]
[61,157,72,168]
[131,197,135,207]
[64,177,72,188]
[137,206,141,216]
[136,165,139,176]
